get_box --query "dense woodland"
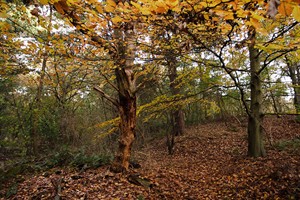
[0,0,300,199]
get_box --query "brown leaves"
[2,116,300,199]
[267,0,300,21]
[30,7,40,17]
[53,0,70,15]
[137,118,300,199]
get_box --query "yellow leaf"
[40,0,48,5]
[156,0,166,7]
[141,8,151,15]
[221,24,232,33]
[95,5,103,13]
[212,17,219,22]
[155,0,168,13]
[131,1,141,10]
[224,13,234,20]
[292,5,300,22]
[21,6,27,12]
[236,9,247,18]
[278,1,293,16]
[257,27,268,36]
[155,6,167,13]
[171,6,180,12]
[0,12,8,18]
[37,37,44,43]
[111,16,123,23]
[215,9,234,20]
[267,43,284,50]
[193,4,203,11]
[105,5,115,12]
[106,0,116,8]
[166,0,178,8]
[250,18,261,29]
[204,14,210,20]
[251,12,264,21]
[0,21,10,31]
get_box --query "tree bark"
[111,68,137,172]
[167,51,185,136]
[111,25,137,172]
[266,68,280,115]
[247,29,266,157]
[286,59,300,113]
[172,110,185,136]
[47,0,138,172]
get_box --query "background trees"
[0,0,300,175]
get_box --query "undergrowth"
[275,138,300,154]
[0,148,113,188]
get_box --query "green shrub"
[43,148,113,169]
[71,151,112,170]
[45,148,73,168]
[275,138,300,153]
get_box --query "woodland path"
[2,117,300,199]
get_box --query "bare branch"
[93,86,119,107]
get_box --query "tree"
[40,0,156,172]
[164,0,300,157]
[164,33,185,137]
[4,0,300,169]
[284,52,300,114]
[247,28,266,157]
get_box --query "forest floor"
[1,116,300,199]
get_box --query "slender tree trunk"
[167,52,185,136]
[172,110,185,136]
[266,68,280,115]
[247,30,266,157]
[287,60,300,113]
[294,86,300,113]
[30,8,52,155]
[166,114,175,155]
[30,53,47,155]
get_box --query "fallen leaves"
[1,116,300,199]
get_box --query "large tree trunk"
[111,68,137,172]
[247,30,266,157]
[43,0,138,172]
[111,25,137,172]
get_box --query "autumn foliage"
[0,0,300,199]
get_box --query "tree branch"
[93,86,119,107]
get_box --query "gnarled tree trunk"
[47,0,138,172]
[111,25,137,172]
[111,68,137,172]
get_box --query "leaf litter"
[1,116,300,199]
